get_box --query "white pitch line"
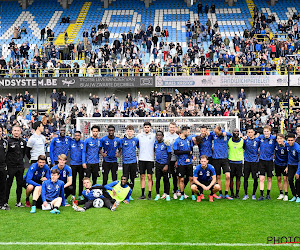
[0,242,299,247]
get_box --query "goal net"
[76,116,239,166]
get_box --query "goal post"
[76,116,239,166]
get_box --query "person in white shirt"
[137,122,156,200]
[27,121,46,164]
[164,122,179,199]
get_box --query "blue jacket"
[41,179,65,205]
[50,136,71,164]
[82,137,101,164]
[69,139,84,165]
[24,163,50,186]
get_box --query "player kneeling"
[40,168,65,214]
[191,155,220,202]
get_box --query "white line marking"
[0,242,298,247]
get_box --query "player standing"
[243,128,260,200]
[164,122,179,199]
[137,122,156,200]
[120,125,139,198]
[50,127,70,166]
[191,155,220,202]
[286,134,300,202]
[173,126,194,201]
[27,121,46,164]
[211,125,232,200]
[6,125,27,207]
[257,125,276,201]
[82,125,101,184]
[0,126,8,210]
[228,128,244,199]
[69,131,84,199]
[154,131,171,201]
[274,134,288,201]
[51,154,73,205]
[198,126,213,163]
[100,125,121,186]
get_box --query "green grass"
[0,172,299,249]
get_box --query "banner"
[0,76,155,88]
[155,75,300,87]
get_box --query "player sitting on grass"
[191,155,220,202]
[154,131,171,201]
[39,168,65,214]
[72,177,120,212]
[23,155,50,212]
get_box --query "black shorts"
[85,163,101,178]
[123,163,138,179]
[177,164,193,178]
[243,161,259,179]
[208,157,213,164]
[275,164,288,177]
[230,163,243,178]
[258,160,273,177]
[194,181,215,193]
[168,161,176,176]
[213,158,230,175]
[139,161,154,175]
[23,180,43,189]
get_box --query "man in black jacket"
[6,125,27,208]
[0,126,8,210]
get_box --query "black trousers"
[6,167,24,203]
[288,165,298,197]
[102,161,118,186]
[169,161,177,193]
[155,163,170,195]
[83,197,116,210]
[71,165,84,196]
[84,163,100,185]
[0,168,7,206]
[64,186,73,199]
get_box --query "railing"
[17,103,52,119]
[0,66,299,78]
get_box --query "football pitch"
[0,172,299,249]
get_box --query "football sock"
[54,206,59,210]
[267,190,270,196]
[285,192,288,196]
[148,191,152,197]
[236,189,239,195]
[26,197,29,202]
[280,190,283,194]
[32,200,36,206]
[225,191,228,195]
[260,190,264,196]
[244,179,248,195]
[141,188,145,196]
[219,190,223,195]
[181,191,184,196]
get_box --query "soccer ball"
[93,189,103,198]
[93,198,104,208]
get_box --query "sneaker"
[64,200,70,206]
[154,195,160,201]
[173,193,178,200]
[25,201,31,208]
[252,195,256,200]
[179,195,185,201]
[289,196,297,202]
[3,203,10,210]
[15,202,24,207]
[111,200,120,211]
[200,194,205,200]
[296,197,300,203]
[30,206,36,214]
[71,196,78,206]
[218,194,223,199]
[147,195,152,200]
[242,195,249,200]
[283,195,288,201]
[161,193,167,200]
[266,195,271,200]
[224,194,233,200]
[208,195,214,202]
[73,205,85,212]
[0,205,9,210]
[138,195,146,200]
[191,195,196,201]
[129,196,134,201]
[50,208,60,214]
[277,194,284,200]
[166,195,170,201]
[197,196,201,202]
[230,194,234,199]
[184,194,189,199]
[258,196,265,201]
[235,195,240,199]
[212,194,221,199]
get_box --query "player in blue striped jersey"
[49,127,70,166]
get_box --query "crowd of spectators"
[0,87,299,142]
[2,3,300,78]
